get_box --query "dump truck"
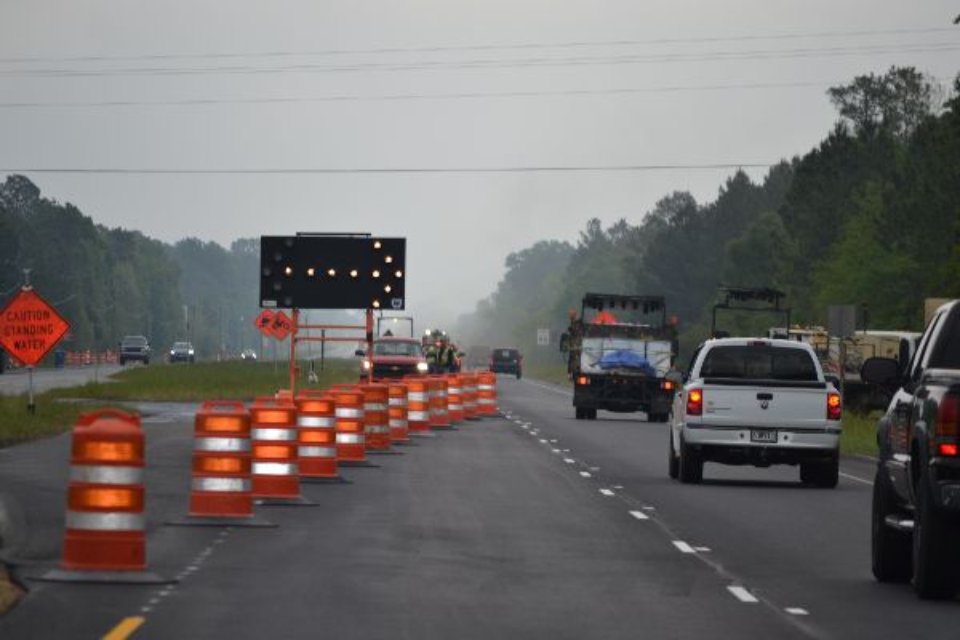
[560,293,678,422]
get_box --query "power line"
[0,164,776,175]
[0,26,953,65]
[0,80,838,109]
[1,42,956,79]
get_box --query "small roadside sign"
[255,310,276,337]
[0,288,71,366]
[537,328,550,346]
[271,311,293,342]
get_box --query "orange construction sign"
[255,310,276,337]
[0,288,71,366]
[271,311,293,342]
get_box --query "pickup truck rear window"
[700,345,819,381]
[929,311,960,369]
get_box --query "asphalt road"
[0,377,957,639]
[0,365,123,396]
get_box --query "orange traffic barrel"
[296,391,344,483]
[428,376,452,430]
[40,410,172,584]
[404,377,432,436]
[477,371,499,417]
[387,382,410,444]
[334,389,369,465]
[360,383,392,453]
[461,372,480,420]
[446,374,465,423]
[251,397,315,506]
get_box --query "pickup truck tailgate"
[702,383,828,430]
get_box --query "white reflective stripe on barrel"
[478,384,495,390]
[336,408,364,418]
[363,403,388,411]
[478,399,496,404]
[299,445,337,457]
[70,465,143,485]
[253,462,298,476]
[191,477,251,492]
[337,433,366,444]
[389,398,407,407]
[389,418,407,428]
[408,411,429,421]
[65,511,145,531]
[448,403,464,411]
[195,437,250,452]
[298,416,335,428]
[366,425,390,434]
[252,428,297,441]
[408,393,428,401]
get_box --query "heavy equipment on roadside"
[560,293,678,422]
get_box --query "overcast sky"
[0,1,957,329]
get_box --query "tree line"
[457,67,960,364]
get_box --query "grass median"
[0,359,358,448]
[840,411,880,458]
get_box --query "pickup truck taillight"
[686,389,703,416]
[935,394,960,457]
[827,392,842,421]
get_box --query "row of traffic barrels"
[51,371,499,578]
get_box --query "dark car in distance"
[119,335,151,365]
[490,348,522,379]
[168,341,195,363]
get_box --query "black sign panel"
[260,235,406,310]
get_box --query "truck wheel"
[587,409,597,420]
[668,433,679,479]
[575,408,584,420]
[800,456,839,488]
[678,437,703,484]
[871,467,912,583]
[912,472,960,599]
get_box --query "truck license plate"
[750,429,777,443]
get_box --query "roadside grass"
[0,360,358,447]
[525,362,570,387]
[47,359,358,403]
[841,411,880,458]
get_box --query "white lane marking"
[673,541,696,554]
[694,546,711,552]
[599,489,615,496]
[522,378,573,397]
[580,471,592,478]
[786,608,809,616]
[613,485,624,489]
[552,448,561,454]
[727,586,759,603]
[564,458,575,464]
[549,439,558,443]
[539,439,548,443]
[840,472,873,486]
[629,510,649,521]
[642,506,656,511]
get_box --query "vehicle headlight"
[362,360,372,370]
[416,362,429,372]
[169,351,175,356]
[188,349,194,355]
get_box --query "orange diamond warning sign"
[0,289,71,366]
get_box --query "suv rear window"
[122,336,147,346]
[701,345,818,381]
[493,349,519,360]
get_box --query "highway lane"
[0,364,123,396]
[1,398,814,639]
[507,376,960,639]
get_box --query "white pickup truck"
[668,338,843,487]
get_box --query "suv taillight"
[827,392,842,421]
[686,389,703,416]
[935,394,960,457]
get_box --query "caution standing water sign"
[0,288,71,366]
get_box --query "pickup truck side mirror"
[354,349,366,357]
[824,373,841,389]
[559,333,570,353]
[861,357,901,388]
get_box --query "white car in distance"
[668,338,842,487]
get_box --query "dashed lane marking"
[840,472,872,486]
[563,458,576,464]
[599,489,615,497]
[695,546,711,552]
[580,471,592,478]
[727,586,759,603]
[673,541,696,554]
[629,510,649,521]
[102,617,145,640]
[785,608,809,616]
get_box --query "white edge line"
[580,471,592,478]
[673,541,696,554]
[839,472,873,486]
[727,586,759,603]
[599,489,615,496]
[522,378,573,397]
[785,607,809,616]
[628,510,649,521]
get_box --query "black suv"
[119,335,151,365]
[168,341,195,364]
[863,299,960,599]
[490,348,522,379]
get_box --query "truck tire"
[800,456,839,488]
[668,433,679,479]
[871,467,912,583]
[587,409,597,420]
[912,472,960,599]
[678,437,703,484]
[575,408,584,420]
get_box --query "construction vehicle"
[560,293,678,422]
